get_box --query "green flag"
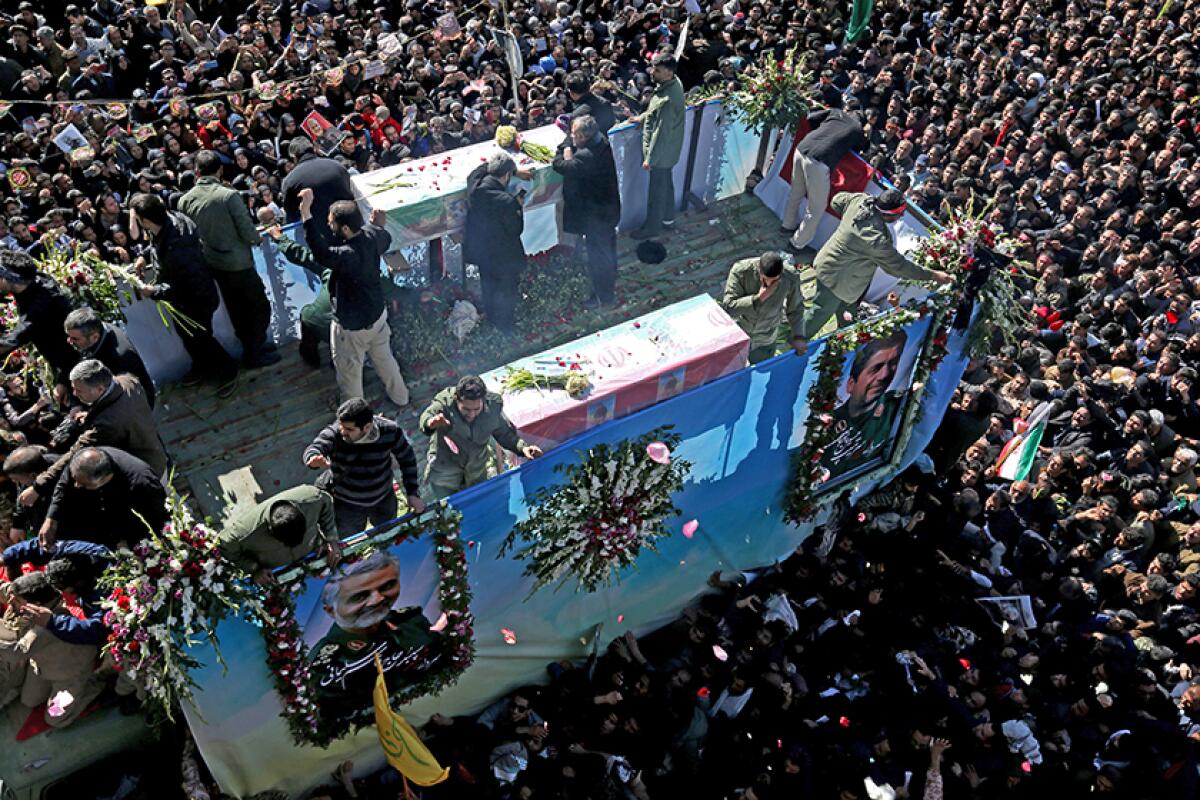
[846,0,875,43]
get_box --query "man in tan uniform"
[8,572,104,728]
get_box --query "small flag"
[996,402,1051,482]
[374,654,449,787]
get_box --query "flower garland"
[99,486,263,721]
[499,427,692,594]
[726,47,814,136]
[906,206,1031,357]
[258,504,474,748]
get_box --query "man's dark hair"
[758,252,784,278]
[70,447,114,484]
[3,445,46,477]
[329,200,363,232]
[194,149,223,177]
[0,248,37,281]
[44,557,82,593]
[289,136,315,159]
[268,500,306,546]
[455,375,488,402]
[64,306,104,338]
[336,397,375,428]
[565,71,589,96]
[10,571,58,605]
[129,192,169,227]
[651,53,677,72]
[849,329,908,381]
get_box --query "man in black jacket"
[303,397,425,536]
[553,115,621,306]
[0,249,78,402]
[299,188,410,408]
[39,446,168,551]
[63,306,155,407]
[781,109,866,252]
[463,154,526,333]
[281,137,356,225]
[129,193,239,398]
[567,71,616,133]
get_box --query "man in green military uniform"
[630,53,685,240]
[218,484,341,583]
[721,251,806,363]
[418,375,543,499]
[177,150,279,367]
[804,189,953,339]
[308,551,444,735]
[821,329,910,481]
[265,218,334,368]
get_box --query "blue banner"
[183,312,968,797]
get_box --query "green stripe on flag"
[846,0,875,43]
[1012,422,1045,482]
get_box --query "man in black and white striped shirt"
[303,398,425,537]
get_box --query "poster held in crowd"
[977,595,1038,631]
[301,111,350,156]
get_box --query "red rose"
[118,596,130,610]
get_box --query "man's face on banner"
[327,563,402,632]
[847,344,903,409]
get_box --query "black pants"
[299,320,325,362]
[334,493,399,537]
[480,262,521,333]
[582,220,618,303]
[212,268,272,362]
[177,301,238,380]
[643,166,676,233]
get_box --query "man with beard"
[308,551,445,733]
[218,485,341,583]
[822,329,909,480]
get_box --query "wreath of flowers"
[258,504,474,748]
[499,427,692,594]
[99,487,263,721]
[726,47,814,136]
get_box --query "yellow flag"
[373,654,449,787]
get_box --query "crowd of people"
[0,0,1198,797]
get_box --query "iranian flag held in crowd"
[996,402,1053,482]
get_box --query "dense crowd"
[0,0,1199,797]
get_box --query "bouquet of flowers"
[726,47,814,135]
[499,427,691,593]
[907,205,1030,356]
[503,366,591,398]
[34,241,130,323]
[100,486,263,720]
[494,125,554,163]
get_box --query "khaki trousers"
[331,310,410,406]
[782,151,831,250]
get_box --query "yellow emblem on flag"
[373,654,449,787]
